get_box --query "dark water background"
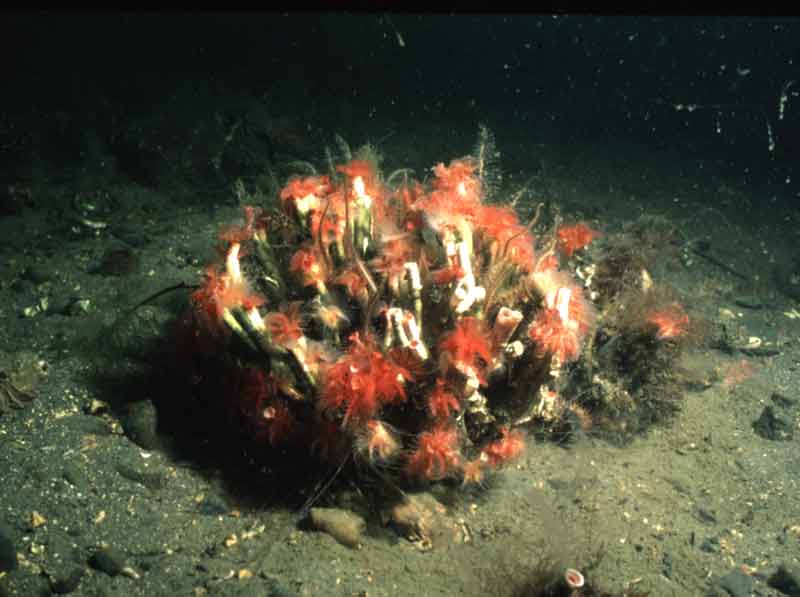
[3,14,798,195]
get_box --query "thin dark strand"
[127,282,197,314]
[501,202,544,260]
[297,452,351,519]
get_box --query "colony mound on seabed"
[176,138,696,491]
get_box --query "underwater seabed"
[0,117,799,597]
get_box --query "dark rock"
[733,295,763,309]
[8,277,35,295]
[115,462,167,491]
[739,346,780,357]
[696,507,717,524]
[771,392,797,409]
[20,266,51,284]
[769,563,800,596]
[49,565,84,594]
[700,536,720,553]
[121,399,161,450]
[719,568,753,597]
[197,494,230,516]
[691,239,712,253]
[92,247,139,277]
[0,523,17,572]
[753,406,793,441]
[89,546,126,577]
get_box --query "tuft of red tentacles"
[321,333,411,426]
[265,302,304,349]
[647,303,689,340]
[557,222,600,258]
[439,317,493,384]
[427,378,461,419]
[405,424,461,481]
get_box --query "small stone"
[30,511,46,528]
[699,536,720,553]
[20,266,51,284]
[733,295,763,309]
[89,546,126,577]
[121,400,162,451]
[696,507,717,524]
[753,406,793,441]
[739,345,780,357]
[93,247,140,277]
[771,392,797,410]
[383,492,458,548]
[121,566,140,580]
[115,462,167,491]
[196,494,230,516]
[309,507,365,548]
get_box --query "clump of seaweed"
[558,222,702,443]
